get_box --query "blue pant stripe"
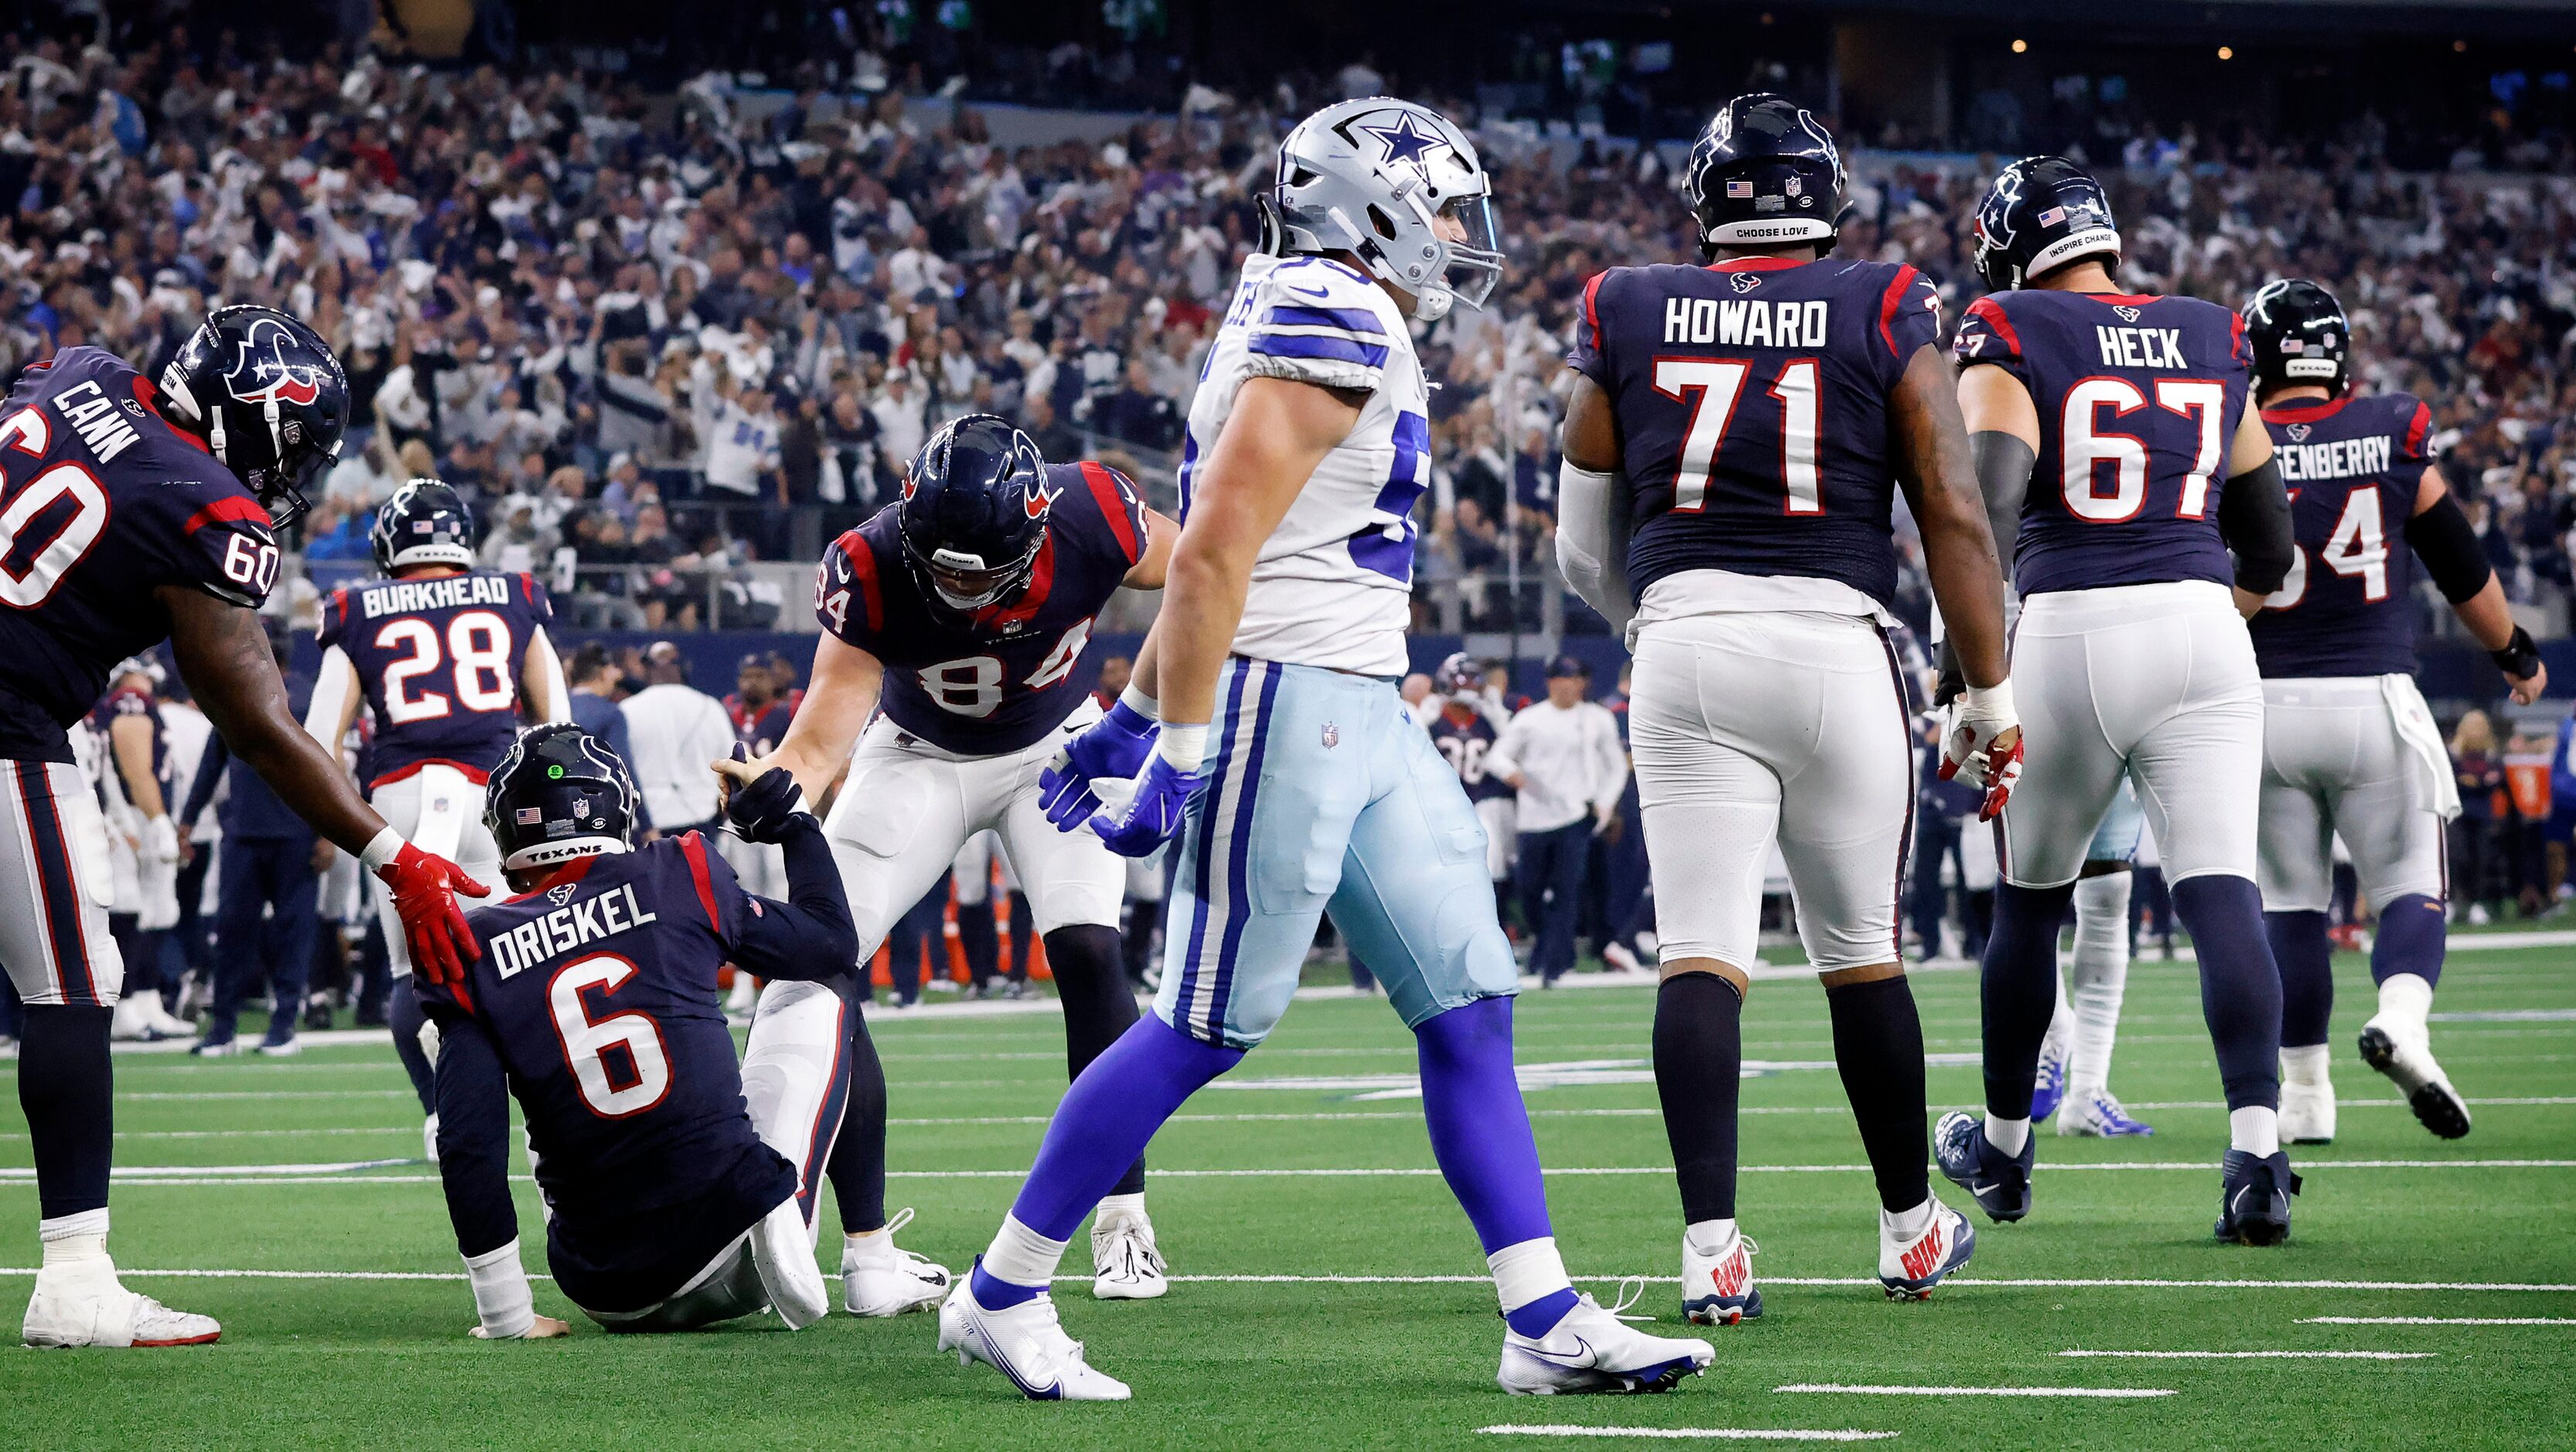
[1203,662,1282,1037]
[19,763,98,1004]
[1178,663,1256,1036]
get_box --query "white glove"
[142,814,181,865]
[1939,680,2024,822]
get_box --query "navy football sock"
[1827,976,1932,1215]
[1008,1014,1240,1243]
[2173,875,2284,1111]
[1418,996,1554,1253]
[1044,925,1147,1198]
[20,1005,114,1220]
[827,1003,889,1235]
[1980,881,2076,1120]
[955,896,1000,983]
[1653,972,1742,1223]
[2266,909,2335,1048]
[2370,893,2448,990]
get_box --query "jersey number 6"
[548,953,672,1118]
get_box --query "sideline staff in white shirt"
[1490,656,1630,984]
[618,642,739,834]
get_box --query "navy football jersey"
[1952,290,2254,597]
[1430,704,1510,803]
[739,700,793,755]
[318,570,554,786]
[418,833,799,1310]
[0,347,281,763]
[2246,392,2434,679]
[814,460,1148,755]
[88,684,168,789]
[1568,256,1943,608]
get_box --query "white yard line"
[2298,1316,2576,1326]
[0,1265,2565,1294]
[1774,1385,2172,1399]
[1477,1429,1899,1443]
[13,1157,2571,1186]
[2057,1349,2431,1360]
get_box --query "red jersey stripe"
[182,495,268,535]
[838,530,885,632]
[678,831,722,935]
[1079,461,1141,564]
[1964,296,2022,357]
[1879,264,1923,360]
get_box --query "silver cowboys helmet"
[1264,97,1504,322]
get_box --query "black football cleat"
[2214,1150,2301,1246]
[1934,1110,2035,1223]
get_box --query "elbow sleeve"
[2402,490,2495,603]
[1969,431,2034,563]
[2218,457,2295,596]
[1555,460,1635,631]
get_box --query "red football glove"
[377,841,490,986]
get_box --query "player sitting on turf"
[419,723,860,1337]
[940,97,1714,1401]
[2240,278,2547,1144]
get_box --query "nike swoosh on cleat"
[969,1315,1063,1400]
[1520,1334,1601,1370]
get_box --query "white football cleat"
[1679,1229,1759,1325]
[2359,1016,2470,1140]
[842,1207,950,1317]
[2279,1077,2337,1145]
[1496,1291,1714,1396]
[1878,1199,1975,1300]
[145,998,196,1039]
[24,1262,220,1348]
[937,1273,1132,1401]
[421,1113,441,1164]
[748,1198,831,1330]
[1090,1205,1168,1300]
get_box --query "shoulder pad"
[1243,258,1401,393]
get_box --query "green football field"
[5,939,2571,1450]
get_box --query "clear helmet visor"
[1437,193,1505,312]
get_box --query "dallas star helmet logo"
[223,317,326,408]
[1359,111,1443,174]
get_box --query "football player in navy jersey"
[305,479,570,1136]
[1934,157,2305,1245]
[90,659,195,1043]
[1555,94,2015,1319]
[747,413,1179,1312]
[421,723,861,1338]
[2240,279,2547,1147]
[0,307,486,1349]
[1428,653,1516,913]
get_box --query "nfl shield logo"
[547,884,575,907]
[1784,175,1802,197]
[2287,424,2312,441]
[1321,722,1339,748]
[571,796,591,817]
[1730,272,1761,294]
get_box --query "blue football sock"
[2173,875,2284,1111]
[1980,881,2076,1120]
[1008,1014,1242,1244]
[1503,1287,1581,1338]
[2370,893,2448,990]
[1417,996,1554,1253]
[2265,909,2335,1048]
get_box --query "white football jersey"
[1182,254,1429,678]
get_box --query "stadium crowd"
[6,29,2575,646]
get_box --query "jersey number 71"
[1653,359,1823,515]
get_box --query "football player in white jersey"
[933,98,1713,1403]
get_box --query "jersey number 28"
[377,611,517,724]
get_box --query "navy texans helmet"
[155,305,349,530]
[485,723,640,873]
[1680,94,1846,257]
[1972,156,2122,292]
[370,479,476,574]
[2241,279,2352,395]
[1435,651,1482,697]
[897,413,1053,612]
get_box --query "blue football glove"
[1040,700,1159,832]
[1087,752,1203,858]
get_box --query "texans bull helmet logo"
[223,315,328,408]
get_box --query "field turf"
[4,939,2571,1449]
